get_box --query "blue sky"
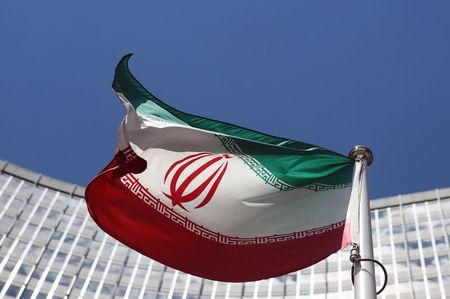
[1,1,449,199]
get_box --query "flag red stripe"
[85,153,350,282]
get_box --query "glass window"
[109,264,122,275]
[37,226,53,243]
[1,236,14,250]
[115,286,127,297]
[16,240,27,252]
[77,237,90,247]
[0,173,9,185]
[0,214,15,233]
[10,219,25,235]
[42,247,54,260]
[115,245,129,260]
[424,257,434,266]
[392,224,403,234]
[21,203,35,218]
[19,288,33,298]
[147,270,164,290]
[60,274,73,286]
[56,251,67,263]
[52,230,63,241]
[160,292,175,299]
[10,198,25,214]
[74,277,86,289]
[64,195,79,209]
[88,281,99,292]
[4,176,20,190]
[438,255,449,265]
[24,243,42,263]
[69,254,83,267]
[129,287,141,298]
[136,267,147,280]
[91,239,102,250]
[378,209,387,218]
[82,258,94,268]
[435,236,445,245]
[36,292,47,299]
[31,268,44,279]
[64,233,76,244]
[6,284,20,297]
[0,194,10,206]
[34,206,47,219]
[23,222,38,239]
[101,283,115,295]
[45,270,58,283]
[5,260,15,272]
[18,264,31,276]
[123,266,134,276]
[95,261,106,272]
[395,242,406,250]
[410,259,422,270]
[420,239,432,248]
[407,240,419,250]
[19,182,36,197]
[59,214,71,226]
[73,216,84,227]
[403,223,416,233]
[48,209,61,220]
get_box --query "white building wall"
[0,160,449,299]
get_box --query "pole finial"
[348,145,373,166]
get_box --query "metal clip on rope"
[349,243,388,295]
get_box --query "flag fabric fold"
[85,54,356,282]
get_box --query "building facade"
[0,160,449,299]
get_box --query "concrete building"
[0,160,449,298]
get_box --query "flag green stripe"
[113,54,337,154]
[217,135,352,188]
[113,54,354,188]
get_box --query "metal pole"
[348,145,377,299]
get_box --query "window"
[48,209,61,220]
[60,274,73,286]
[45,271,58,283]
[0,214,14,234]
[5,285,20,297]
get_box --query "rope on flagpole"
[349,243,388,295]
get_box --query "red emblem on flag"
[163,152,231,211]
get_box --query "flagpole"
[348,145,377,299]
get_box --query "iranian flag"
[85,54,357,282]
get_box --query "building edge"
[0,160,86,198]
